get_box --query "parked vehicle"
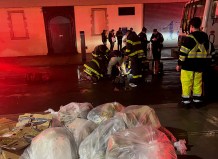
[172,0,218,58]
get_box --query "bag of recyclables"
[66,118,97,148]
[79,116,126,159]
[121,105,161,129]
[58,102,93,125]
[87,102,124,124]
[20,127,78,159]
[106,125,177,159]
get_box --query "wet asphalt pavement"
[0,59,182,115]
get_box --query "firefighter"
[150,29,164,75]
[125,30,145,86]
[92,44,110,60]
[83,45,110,82]
[176,17,210,108]
[116,28,123,51]
[138,27,149,57]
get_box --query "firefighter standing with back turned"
[176,17,209,108]
[125,30,145,87]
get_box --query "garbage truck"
[172,0,218,58]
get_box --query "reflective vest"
[179,33,209,72]
[179,35,208,61]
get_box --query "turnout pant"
[181,69,203,103]
[129,56,143,83]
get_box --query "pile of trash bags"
[0,102,187,159]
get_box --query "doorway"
[43,6,77,55]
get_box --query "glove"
[174,139,187,155]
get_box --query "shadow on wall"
[177,155,203,159]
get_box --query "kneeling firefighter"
[83,45,110,82]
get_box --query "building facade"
[0,0,187,57]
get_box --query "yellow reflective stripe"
[188,53,207,58]
[126,49,131,53]
[104,55,109,59]
[126,40,141,45]
[180,46,190,54]
[129,50,144,57]
[187,34,208,58]
[92,53,98,57]
[91,59,100,68]
[126,40,133,44]
[133,41,141,45]
[179,55,186,61]
[84,69,92,76]
[106,49,109,53]
[198,44,205,52]
[84,64,102,77]
[132,75,142,79]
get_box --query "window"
[118,7,135,16]
[91,8,108,35]
[8,10,29,40]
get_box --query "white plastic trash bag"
[87,102,124,124]
[66,118,97,148]
[106,126,177,159]
[121,105,161,129]
[79,116,126,159]
[20,127,78,159]
[58,102,93,125]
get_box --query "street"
[0,51,218,159]
[0,59,182,115]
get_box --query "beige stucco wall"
[0,0,189,7]
[75,4,143,53]
[0,8,48,57]
[0,0,189,56]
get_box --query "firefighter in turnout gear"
[176,17,210,108]
[83,45,110,82]
[125,30,145,85]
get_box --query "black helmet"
[92,45,110,58]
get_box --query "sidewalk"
[0,48,175,67]
[0,54,93,67]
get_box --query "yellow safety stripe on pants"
[91,59,100,68]
[180,46,190,54]
[181,69,202,97]
[84,69,92,76]
[132,75,142,79]
[129,50,144,57]
[84,64,103,77]
[187,35,208,58]
[84,69,100,79]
